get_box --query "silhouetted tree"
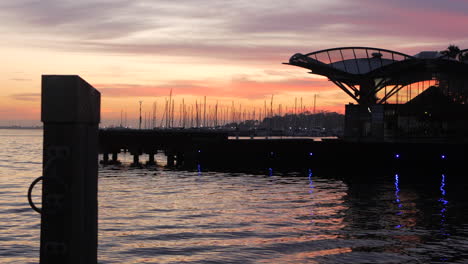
[440,44,461,59]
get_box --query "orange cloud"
[94,77,335,100]
[0,104,40,120]
[228,77,334,99]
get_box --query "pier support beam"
[101,153,109,164]
[112,152,118,162]
[131,154,140,167]
[111,152,120,164]
[167,153,175,167]
[181,151,196,168]
[129,148,142,167]
[147,152,157,166]
[40,75,100,264]
[176,152,184,167]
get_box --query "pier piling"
[111,152,120,164]
[176,152,184,167]
[112,152,119,164]
[167,153,175,167]
[131,153,140,167]
[147,152,156,165]
[102,153,109,164]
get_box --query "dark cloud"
[0,0,162,39]
[376,0,468,15]
[228,0,468,43]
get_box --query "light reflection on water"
[394,174,403,229]
[1,129,468,263]
[98,168,349,263]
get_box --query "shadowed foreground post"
[40,75,100,264]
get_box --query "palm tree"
[440,44,461,59]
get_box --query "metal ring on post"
[28,176,43,214]
[27,155,59,215]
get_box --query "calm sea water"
[1,129,468,263]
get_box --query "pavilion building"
[286,47,468,142]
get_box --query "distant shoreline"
[0,126,43,129]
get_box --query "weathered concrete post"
[41,75,100,264]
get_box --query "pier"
[99,128,228,167]
[97,46,468,174]
[98,128,468,176]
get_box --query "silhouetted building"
[286,47,468,142]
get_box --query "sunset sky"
[1,0,468,126]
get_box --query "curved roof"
[286,46,468,86]
[285,47,468,105]
[287,47,414,75]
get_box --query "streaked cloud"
[10,78,33,82]
[0,0,159,40]
[2,0,467,59]
[95,77,333,100]
[9,93,41,102]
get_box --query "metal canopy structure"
[285,47,468,106]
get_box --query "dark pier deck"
[99,128,228,166]
[99,128,468,177]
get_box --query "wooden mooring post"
[39,75,100,264]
